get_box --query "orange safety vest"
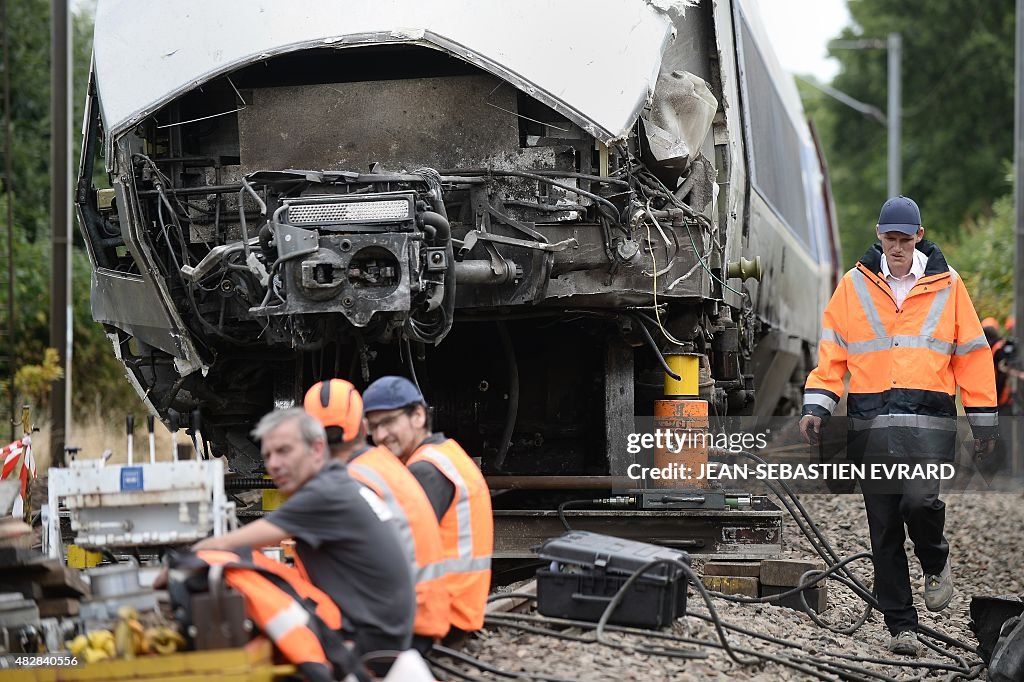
[348,446,451,640]
[803,241,998,459]
[407,438,493,632]
[181,549,361,682]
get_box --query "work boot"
[924,559,953,612]
[887,630,923,656]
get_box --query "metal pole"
[1014,0,1024,476]
[48,0,71,467]
[887,32,902,197]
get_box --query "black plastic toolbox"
[534,531,690,629]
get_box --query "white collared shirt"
[880,249,927,309]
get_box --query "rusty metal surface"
[493,503,783,561]
[239,75,519,174]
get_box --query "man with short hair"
[800,196,998,657]
[363,376,493,640]
[304,379,450,652]
[193,407,415,661]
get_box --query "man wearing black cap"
[799,196,998,656]
[363,376,493,641]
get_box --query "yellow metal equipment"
[66,545,102,569]
[9,638,294,682]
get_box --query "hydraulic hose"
[418,205,456,344]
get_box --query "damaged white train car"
[77,0,840,475]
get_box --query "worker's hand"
[973,437,997,460]
[799,414,823,445]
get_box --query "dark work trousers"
[861,469,949,635]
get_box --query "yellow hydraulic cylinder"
[655,354,709,488]
[664,354,700,397]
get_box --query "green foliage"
[5,0,53,243]
[3,3,139,415]
[14,347,63,407]
[943,194,1015,322]
[806,0,1015,268]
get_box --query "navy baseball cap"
[363,376,424,413]
[877,196,922,235]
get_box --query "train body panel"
[78,0,840,474]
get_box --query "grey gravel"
[435,491,1024,681]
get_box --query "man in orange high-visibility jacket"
[192,408,414,670]
[304,378,451,652]
[363,376,493,642]
[800,196,998,658]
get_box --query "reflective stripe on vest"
[803,392,838,412]
[967,411,998,427]
[417,449,475,563]
[919,270,956,337]
[350,447,451,640]
[264,600,311,641]
[851,269,888,338]
[250,550,341,629]
[410,439,493,632]
[954,334,989,356]
[350,457,451,585]
[849,414,958,431]
[349,461,416,568]
[820,327,847,349]
[195,550,333,677]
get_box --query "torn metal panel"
[642,71,718,172]
[94,0,675,145]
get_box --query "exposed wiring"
[625,313,681,381]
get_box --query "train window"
[736,14,812,246]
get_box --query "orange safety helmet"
[303,379,363,444]
[981,317,1001,331]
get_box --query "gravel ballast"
[436,490,1024,681]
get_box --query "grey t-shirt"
[266,461,414,650]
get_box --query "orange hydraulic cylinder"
[653,399,709,488]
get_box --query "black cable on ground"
[485,612,836,681]
[546,447,979,677]
[483,611,707,659]
[431,644,586,682]
[590,556,759,666]
[683,611,975,675]
[429,657,487,682]
[719,448,981,657]
[919,632,970,669]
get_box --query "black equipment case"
[534,531,689,629]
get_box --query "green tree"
[812,0,1015,267]
[3,1,138,416]
[943,193,1015,322]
